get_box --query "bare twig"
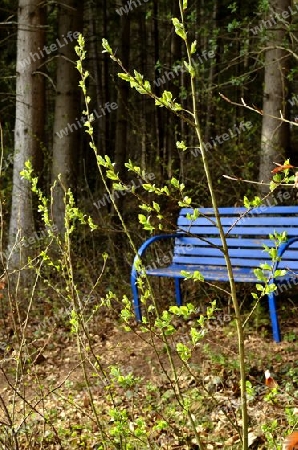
[219,93,298,127]
[222,174,295,187]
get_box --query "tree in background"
[114,0,130,208]
[51,0,83,234]
[8,0,45,272]
[259,0,291,194]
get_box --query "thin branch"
[219,93,298,127]
[32,71,56,89]
[222,174,295,187]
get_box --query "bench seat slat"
[180,206,298,215]
[173,255,298,269]
[174,247,298,259]
[146,264,298,283]
[178,216,298,227]
[174,237,298,248]
[173,257,298,272]
[177,226,298,236]
[146,264,256,282]
[172,256,290,267]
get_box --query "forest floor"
[0,290,297,450]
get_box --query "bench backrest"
[174,206,298,270]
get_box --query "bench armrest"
[131,233,184,321]
[133,233,184,263]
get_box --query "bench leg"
[175,278,183,306]
[131,267,142,322]
[267,291,281,343]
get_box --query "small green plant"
[262,420,281,449]
[284,331,297,342]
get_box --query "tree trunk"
[113,2,130,211]
[8,0,45,273]
[88,0,105,155]
[51,0,83,234]
[259,0,290,195]
[165,1,181,179]
[153,0,163,180]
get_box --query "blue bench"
[131,206,298,342]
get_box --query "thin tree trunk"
[114,2,130,206]
[139,11,147,171]
[8,0,45,273]
[153,0,163,179]
[51,0,83,234]
[88,0,105,155]
[166,1,181,178]
[259,0,290,195]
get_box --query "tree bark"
[259,0,290,195]
[51,0,83,234]
[113,1,130,212]
[165,1,181,179]
[8,0,45,273]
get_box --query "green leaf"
[190,327,202,345]
[176,342,191,361]
[139,204,152,212]
[96,155,107,167]
[183,0,188,11]
[227,19,240,32]
[176,140,187,151]
[181,270,204,282]
[274,269,287,278]
[162,90,173,103]
[252,196,262,207]
[106,170,118,181]
[193,270,204,281]
[243,196,251,208]
[155,98,164,108]
[152,201,160,212]
[186,208,200,221]
[178,196,192,207]
[254,268,267,282]
[270,181,278,191]
[143,80,152,92]
[113,183,125,191]
[256,283,264,291]
[269,247,277,260]
[260,263,272,271]
[138,214,155,232]
[163,186,170,195]
[244,195,262,208]
[172,18,187,40]
[266,283,277,293]
[142,183,155,192]
[102,38,113,54]
[170,177,179,189]
[172,101,182,111]
[155,90,172,107]
[190,40,197,54]
[118,72,131,82]
[184,61,195,78]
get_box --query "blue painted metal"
[131,206,298,342]
[130,234,183,322]
[175,278,182,306]
[267,290,281,342]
